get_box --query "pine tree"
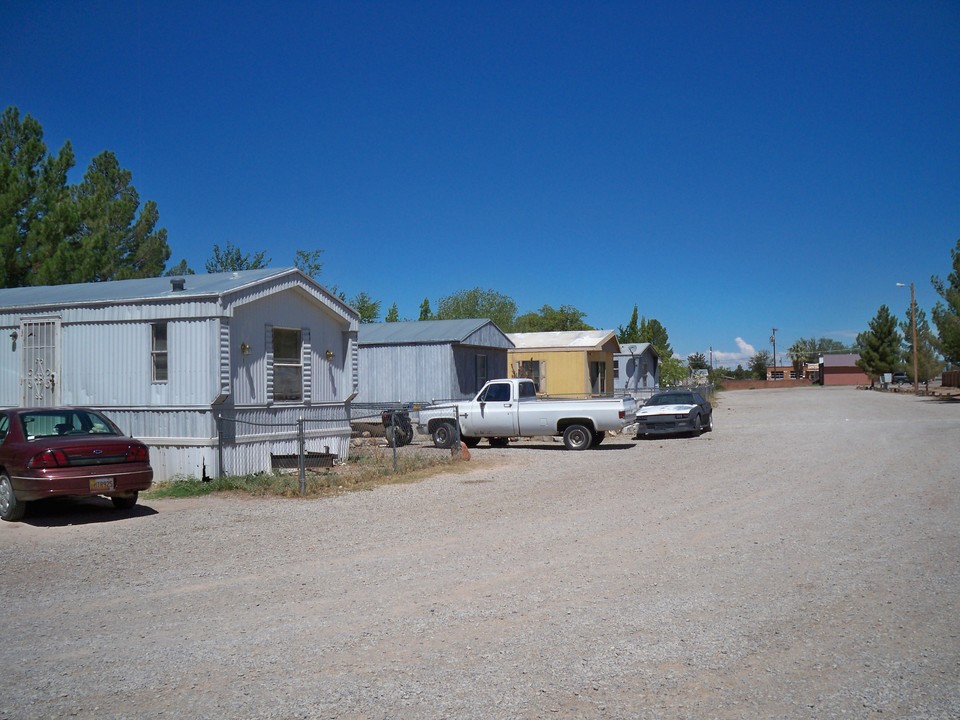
[857,305,901,385]
[418,297,433,321]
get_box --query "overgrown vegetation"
[145,447,470,500]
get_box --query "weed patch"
[145,445,471,499]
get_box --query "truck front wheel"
[562,424,593,451]
[432,422,456,449]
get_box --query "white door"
[460,381,518,437]
[21,318,61,407]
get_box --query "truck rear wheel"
[590,430,606,447]
[432,422,456,449]
[562,424,593,451]
[488,437,509,448]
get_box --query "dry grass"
[145,441,474,500]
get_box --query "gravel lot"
[1,387,958,720]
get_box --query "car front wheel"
[690,413,703,436]
[432,422,456,449]
[0,472,26,522]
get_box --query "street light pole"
[897,282,919,393]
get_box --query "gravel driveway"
[1,387,958,719]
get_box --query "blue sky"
[3,1,958,366]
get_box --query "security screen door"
[20,318,60,407]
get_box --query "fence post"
[453,403,461,455]
[298,416,306,496]
[390,410,398,473]
[217,413,224,480]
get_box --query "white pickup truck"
[417,378,638,450]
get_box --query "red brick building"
[820,353,870,386]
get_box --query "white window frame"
[272,328,303,402]
[151,323,168,383]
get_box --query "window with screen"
[273,328,303,401]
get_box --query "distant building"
[819,353,869,386]
[613,342,661,400]
[357,319,513,405]
[507,330,620,397]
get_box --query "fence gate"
[20,318,60,407]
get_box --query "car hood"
[637,403,696,417]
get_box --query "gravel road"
[1,387,958,720]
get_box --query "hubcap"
[0,478,11,514]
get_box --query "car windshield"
[20,410,120,440]
[648,393,694,406]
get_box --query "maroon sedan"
[0,407,153,522]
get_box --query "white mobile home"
[0,268,359,481]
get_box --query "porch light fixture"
[325,349,335,360]
[240,342,250,356]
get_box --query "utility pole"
[897,282,919,393]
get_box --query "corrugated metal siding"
[57,319,219,407]
[452,346,509,396]
[463,324,514,349]
[229,289,353,405]
[357,343,457,403]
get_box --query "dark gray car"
[634,390,713,438]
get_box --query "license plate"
[90,477,115,491]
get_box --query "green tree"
[788,340,807,378]
[514,304,592,332]
[435,287,517,331]
[351,291,381,323]
[2,107,170,287]
[294,249,323,279]
[931,238,960,367]
[638,317,673,358]
[385,303,400,322]
[617,305,641,343]
[687,352,708,370]
[749,350,771,380]
[856,305,901,385]
[164,259,195,276]
[0,106,75,287]
[899,305,944,385]
[205,241,269,273]
[418,297,433,321]
[37,151,170,284]
[658,355,687,387]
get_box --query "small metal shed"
[357,319,513,405]
[613,342,661,401]
[0,268,359,481]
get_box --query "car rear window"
[20,410,119,440]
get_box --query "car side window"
[0,414,8,441]
[482,383,510,402]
